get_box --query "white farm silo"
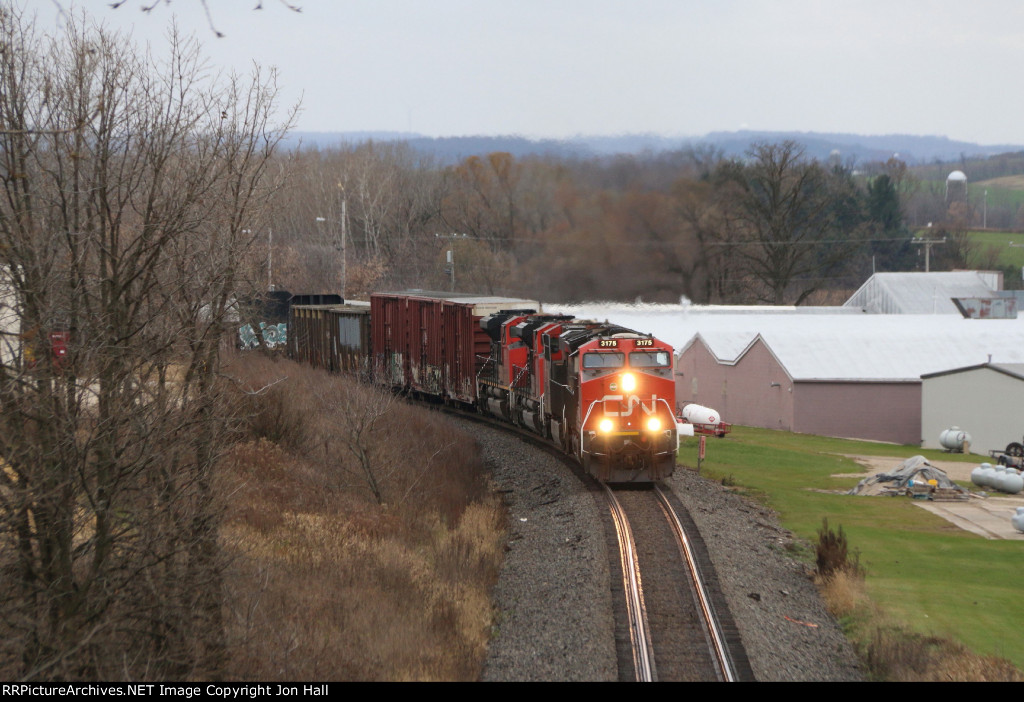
[946,169,968,203]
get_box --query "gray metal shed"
[921,363,1024,456]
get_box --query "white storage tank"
[939,427,971,453]
[682,403,720,425]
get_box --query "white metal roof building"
[843,271,1001,315]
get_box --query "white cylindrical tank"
[1002,471,1024,495]
[971,465,987,488]
[972,463,995,488]
[682,403,719,425]
[1012,507,1024,533]
[939,427,971,452]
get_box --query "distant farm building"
[843,271,1002,315]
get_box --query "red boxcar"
[370,292,538,404]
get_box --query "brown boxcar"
[287,303,371,374]
[370,292,538,404]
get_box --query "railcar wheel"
[1007,442,1024,458]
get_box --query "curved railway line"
[436,401,754,681]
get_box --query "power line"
[420,233,917,248]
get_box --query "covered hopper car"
[289,291,679,483]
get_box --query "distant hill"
[912,151,1024,183]
[702,131,1024,165]
[283,130,1024,167]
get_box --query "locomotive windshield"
[629,351,671,368]
[582,352,624,369]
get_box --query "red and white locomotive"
[290,291,679,483]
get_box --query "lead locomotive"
[478,311,677,482]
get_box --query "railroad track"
[603,484,655,681]
[603,484,750,682]
[430,401,752,681]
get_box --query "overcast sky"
[38,1,1024,145]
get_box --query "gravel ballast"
[665,466,863,681]
[473,418,863,682]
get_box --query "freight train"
[287,291,679,483]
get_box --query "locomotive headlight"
[621,373,636,392]
[647,417,661,432]
[599,418,614,433]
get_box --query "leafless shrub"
[232,354,312,452]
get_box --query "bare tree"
[0,7,293,680]
[319,380,400,506]
[712,141,865,305]
[105,0,303,39]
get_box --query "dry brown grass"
[217,354,507,680]
[864,627,1024,682]
[817,569,867,621]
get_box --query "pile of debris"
[848,455,970,501]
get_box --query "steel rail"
[654,484,737,682]
[603,485,655,682]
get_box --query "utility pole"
[340,196,347,297]
[435,233,468,291]
[316,193,347,298]
[913,225,944,272]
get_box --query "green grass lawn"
[682,427,1024,670]
[969,181,1024,212]
[963,229,1024,270]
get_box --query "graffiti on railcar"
[239,322,288,350]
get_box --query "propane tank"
[939,427,972,452]
[971,464,990,488]
[1013,507,1024,533]
[1002,471,1024,495]
[682,403,720,425]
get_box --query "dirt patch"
[841,454,977,483]
[838,454,1024,540]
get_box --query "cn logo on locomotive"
[600,394,659,417]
